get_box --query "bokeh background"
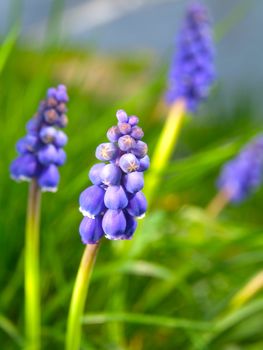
[1,0,263,349]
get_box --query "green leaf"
[82,312,214,332]
[0,26,18,75]
[0,313,23,346]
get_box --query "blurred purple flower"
[166,1,215,112]
[79,110,150,244]
[10,85,69,192]
[217,136,263,203]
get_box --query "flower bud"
[124,213,137,239]
[10,153,39,181]
[107,126,121,142]
[130,126,144,140]
[123,172,144,193]
[79,185,105,218]
[58,114,68,128]
[126,191,147,218]
[26,118,40,135]
[79,216,104,244]
[104,185,128,210]
[55,148,67,166]
[38,164,60,192]
[102,209,126,240]
[138,155,150,172]
[54,130,68,147]
[95,143,119,161]
[118,122,131,135]
[89,163,105,185]
[40,127,57,143]
[100,164,121,186]
[118,135,135,152]
[44,109,58,124]
[132,141,148,159]
[128,116,139,126]
[116,109,128,123]
[119,153,140,173]
[38,144,58,165]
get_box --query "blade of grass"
[0,25,18,75]
[0,313,23,346]
[82,312,214,332]
[203,298,263,346]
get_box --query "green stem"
[144,99,186,206]
[66,243,100,350]
[206,188,231,218]
[25,179,41,350]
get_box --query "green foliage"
[0,42,263,350]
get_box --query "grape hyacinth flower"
[166,1,215,112]
[10,85,69,192]
[66,110,149,350]
[217,136,263,203]
[79,109,149,243]
[144,1,216,205]
[9,85,68,350]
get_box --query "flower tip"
[79,206,96,219]
[116,109,128,123]
[41,186,58,193]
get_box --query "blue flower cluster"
[166,1,215,112]
[10,85,69,192]
[217,136,263,203]
[79,110,150,244]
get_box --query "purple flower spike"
[126,191,147,218]
[10,85,69,192]
[166,1,215,112]
[217,135,263,203]
[79,216,104,244]
[104,186,128,210]
[102,209,126,240]
[119,153,140,173]
[38,164,60,192]
[79,185,105,218]
[123,172,144,194]
[100,164,121,186]
[89,163,105,185]
[95,143,119,161]
[78,109,149,243]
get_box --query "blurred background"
[1,0,263,349]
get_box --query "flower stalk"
[66,243,100,350]
[25,179,41,350]
[144,99,186,205]
[206,188,231,218]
